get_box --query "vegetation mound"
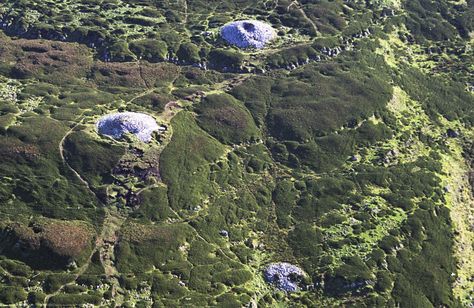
[196,93,259,144]
[1,220,95,269]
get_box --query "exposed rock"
[245,238,258,249]
[349,155,359,162]
[447,128,460,138]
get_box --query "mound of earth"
[1,220,95,269]
[96,112,159,143]
[220,20,276,49]
[263,262,306,292]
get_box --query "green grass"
[196,93,259,144]
[160,112,225,212]
[0,0,472,305]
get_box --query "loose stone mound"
[220,20,276,49]
[97,112,159,143]
[264,262,306,292]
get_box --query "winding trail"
[46,116,111,305]
[59,112,94,193]
[137,60,151,89]
[182,0,188,25]
[288,0,319,36]
[42,209,117,306]
[97,207,127,306]
[43,251,97,306]
[127,87,156,105]
[166,204,237,262]
[443,140,474,305]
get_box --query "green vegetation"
[0,286,27,304]
[160,112,225,212]
[64,131,126,189]
[196,93,259,144]
[0,0,472,306]
[232,50,394,172]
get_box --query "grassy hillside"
[0,0,472,306]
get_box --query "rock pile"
[96,112,159,143]
[220,20,276,49]
[263,262,305,292]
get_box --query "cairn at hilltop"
[220,20,276,49]
[96,112,159,143]
[264,262,306,292]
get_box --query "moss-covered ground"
[0,0,472,306]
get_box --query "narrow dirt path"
[43,207,127,306]
[43,211,111,306]
[59,113,94,193]
[289,0,319,36]
[44,116,101,306]
[98,207,127,306]
[182,0,188,25]
[43,254,95,306]
[166,204,237,263]
[137,60,151,89]
[127,87,156,105]
[443,143,474,305]
[127,60,157,104]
